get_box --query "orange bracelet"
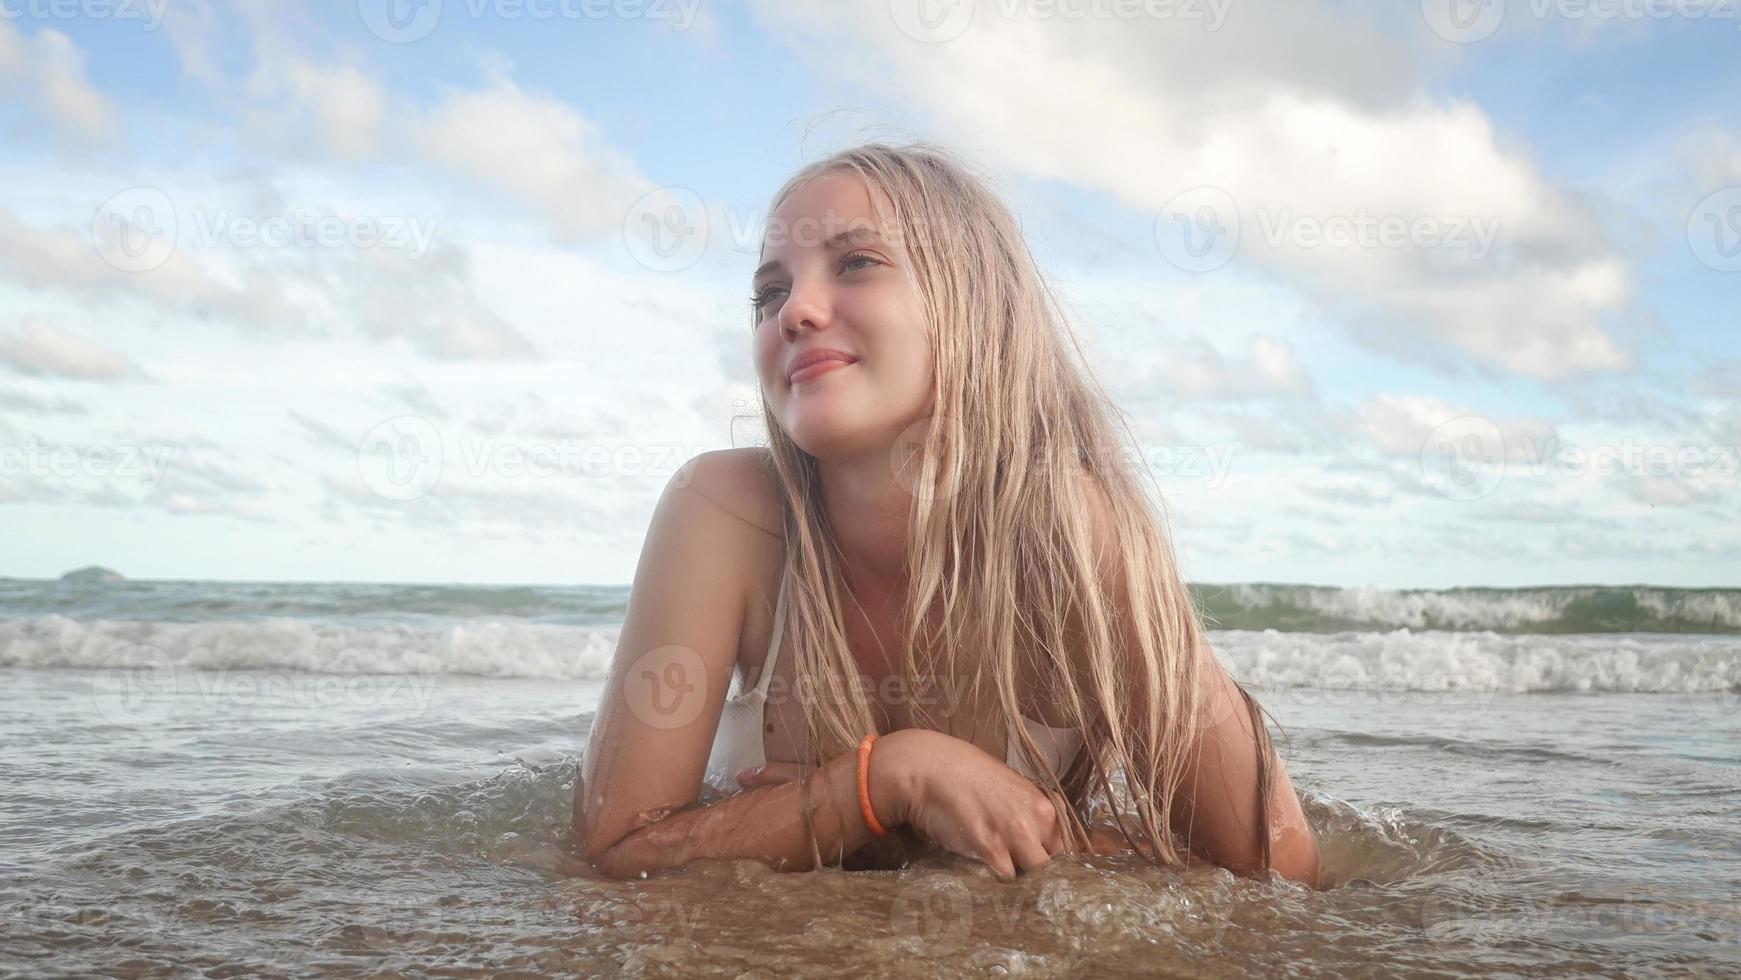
[857,733,889,836]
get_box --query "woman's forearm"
[586,746,901,880]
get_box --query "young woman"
[571,143,1321,887]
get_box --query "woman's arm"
[576,450,878,877]
[574,452,1071,880]
[1077,476,1323,888]
[1168,653,1322,888]
[574,731,915,879]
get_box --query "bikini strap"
[753,570,788,697]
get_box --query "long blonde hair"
[752,141,1279,872]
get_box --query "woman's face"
[751,174,932,461]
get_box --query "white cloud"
[0,22,117,142]
[0,207,295,328]
[1118,333,1315,402]
[416,73,652,242]
[1617,475,1719,509]
[158,0,222,85]
[0,320,143,381]
[747,0,1634,381]
[339,244,538,360]
[1341,394,1557,461]
[0,203,531,361]
[1679,125,1741,188]
[169,1,651,245]
[273,59,388,160]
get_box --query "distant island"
[60,566,126,585]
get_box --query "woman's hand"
[748,729,1057,879]
[883,729,1068,878]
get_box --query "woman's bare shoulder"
[675,447,785,541]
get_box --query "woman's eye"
[749,253,880,316]
[750,286,786,315]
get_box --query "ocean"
[1,577,1736,977]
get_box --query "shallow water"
[2,577,1737,976]
[3,666,1736,977]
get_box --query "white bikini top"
[703,572,1086,794]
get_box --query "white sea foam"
[0,615,620,679]
[2,614,1736,694]
[1210,629,1740,694]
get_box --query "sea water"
[1,578,1736,977]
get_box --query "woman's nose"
[778,279,831,338]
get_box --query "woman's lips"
[789,359,855,384]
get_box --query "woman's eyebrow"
[753,226,885,281]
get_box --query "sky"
[0,0,1736,589]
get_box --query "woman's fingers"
[982,847,1018,881]
[1039,788,1069,856]
[1008,833,1055,875]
